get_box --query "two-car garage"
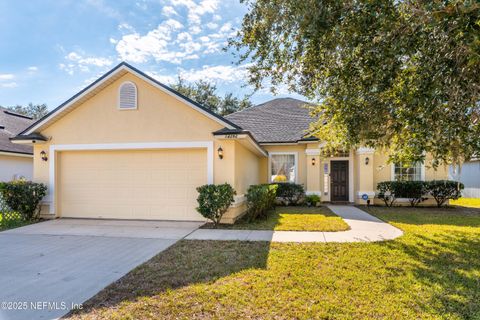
[56,148,208,221]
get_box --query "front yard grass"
[450,197,480,208]
[68,205,480,320]
[202,206,349,231]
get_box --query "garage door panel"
[58,149,207,220]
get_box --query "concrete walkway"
[186,205,403,243]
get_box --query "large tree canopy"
[171,78,252,115]
[232,0,480,166]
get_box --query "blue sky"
[0,0,303,111]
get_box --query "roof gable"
[19,62,240,136]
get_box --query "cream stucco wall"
[32,71,263,221]
[0,154,33,182]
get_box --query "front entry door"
[331,160,349,202]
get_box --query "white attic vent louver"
[119,81,137,109]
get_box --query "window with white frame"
[119,81,137,109]
[270,154,296,183]
[393,162,422,181]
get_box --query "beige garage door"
[58,149,207,220]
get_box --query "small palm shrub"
[245,184,277,221]
[196,183,236,227]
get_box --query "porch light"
[365,157,370,165]
[40,150,48,162]
[217,147,224,159]
[311,157,316,166]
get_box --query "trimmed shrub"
[426,180,464,207]
[395,180,427,207]
[376,181,398,207]
[196,183,236,227]
[305,194,321,207]
[0,180,47,220]
[245,184,277,221]
[274,183,305,205]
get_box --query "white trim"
[24,64,235,135]
[306,190,322,196]
[215,134,267,157]
[10,139,46,145]
[47,141,214,215]
[118,81,138,110]
[305,149,321,156]
[390,162,426,181]
[356,147,375,155]
[268,152,298,183]
[0,151,33,158]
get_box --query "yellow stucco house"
[12,62,448,223]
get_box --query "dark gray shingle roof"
[225,98,316,143]
[0,107,34,154]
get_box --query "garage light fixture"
[40,150,48,162]
[311,157,316,166]
[217,147,224,159]
[365,157,370,165]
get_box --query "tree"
[5,103,48,120]
[231,0,480,166]
[171,77,252,115]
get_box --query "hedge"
[377,180,464,207]
[245,184,277,221]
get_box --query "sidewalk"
[186,205,403,243]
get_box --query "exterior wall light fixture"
[217,147,224,159]
[40,150,48,162]
[311,157,316,166]
[365,157,370,165]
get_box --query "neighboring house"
[12,62,448,223]
[0,107,33,181]
[449,160,480,198]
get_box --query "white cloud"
[0,82,17,88]
[27,66,38,72]
[0,73,14,80]
[172,0,218,26]
[206,22,218,29]
[162,6,178,17]
[179,64,249,83]
[60,51,113,75]
[118,23,135,32]
[116,19,190,63]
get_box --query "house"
[12,62,448,223]
[0,107,33,181]
[449,160,480,198]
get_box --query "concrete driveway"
[0,219,202,320]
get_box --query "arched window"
[118,81,137,109]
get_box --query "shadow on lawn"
[373,207,480,318]
[69,240,271,316]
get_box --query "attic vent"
[119,81,137,110]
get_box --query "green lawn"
[450,197,480,208]
[68,206,480,320]
[202,206,349,231]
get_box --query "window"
[393,162,423,181]
[270,153,297,183]
[119,81,137,109]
